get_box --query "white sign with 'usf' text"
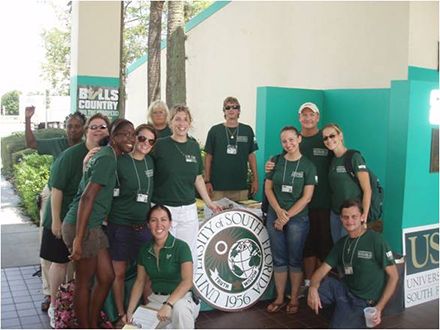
[194,210,273,312]
[403,224,439,308]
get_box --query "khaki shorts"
[211,189,248,202]
[62,222,109,259]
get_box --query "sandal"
[286,303,299,314]
[266,301,285,313]
[41,295,51,312]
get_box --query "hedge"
[13,153,52,224]
[1,128,66,178]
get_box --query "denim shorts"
[266,209,309,273]
[106,222,152,261]
[330,210,348,243]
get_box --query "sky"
[0,0,58,98]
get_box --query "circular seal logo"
[194,210,273,311]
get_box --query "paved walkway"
[1,175,40,268]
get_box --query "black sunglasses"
[225,105,240,110]
[323,133,337,142]
[88,124,108,131]
[137,135,156,145]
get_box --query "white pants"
[164,203,199,271]
[149,292,200,329]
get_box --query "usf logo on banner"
[403,224,439,307]
[194,210,273,311]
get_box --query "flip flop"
[286,303,299,314]
[266,301,285,313]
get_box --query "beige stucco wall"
[126,1,438,142]
[71,1,121,78]
[408,1,439,69]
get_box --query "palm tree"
[166,0,186,109]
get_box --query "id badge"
[113,188,120,197]
[282,185,293,193]
[185,155,196,163]
[226,145,237,155]
[136,193,148,203]
[344,265,354,275]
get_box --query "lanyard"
[109,145,120,187]
[174,141,191,158]
[130,155,150,194]
[342,234,362,266]
[282,157,301,185]
[224,124,239,147]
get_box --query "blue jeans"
[266,209,309,273]
[330,210,348,243]
[318,277,369,329]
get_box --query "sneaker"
[298,285,309,298]
[48,304,55,329]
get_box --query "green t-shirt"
[325,230,395,302]
[152,137,203,206]
[36,137,69,160]
[300,131,333,209]
[137,234,192,294]
[328,152,368,214]
[205,123,258,191]
[64,146,117,228]
[156,125,172,139]
[266,155,317,219]
[107,153,154,226]
[42,142,89,229]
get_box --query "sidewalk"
[1,176,40,268]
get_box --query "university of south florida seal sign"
[194,210,273,311]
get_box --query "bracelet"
[205,181,211,184]
[163,301,174,309]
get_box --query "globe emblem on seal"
[228,238,261,279]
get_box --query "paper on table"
[131,305,160,329]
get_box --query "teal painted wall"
[323,89,390,185]
[255,68,439,253]
[384,81,410,252]
[403,80,439,228]
[255,87,323,200]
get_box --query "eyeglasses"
[225,105,240,110]
[137,135,156,145]
[88,124,108,131]
[323,134,337,142]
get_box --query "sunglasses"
[323,133,337,142]
[137,135,156,145]
[225,105,240,110]
[88,124,108,131]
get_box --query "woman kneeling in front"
[123,204,200,329]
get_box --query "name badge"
[136,193,149,203]
[282,185,293,193]
[227,145,237,155]
[185,155,197,163]
[113,188,120,197]
[344,265,354,275]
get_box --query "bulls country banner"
[403,224,439,308]
[194,210,273,311]
[77,85,119,120]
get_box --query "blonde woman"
[322,123,372,242]
[147,100,172,138]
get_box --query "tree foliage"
[40,3,71,96]
[1,90,21,116]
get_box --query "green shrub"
[13,153,52,224]
[12,148,36,165]
[1,128,65,178]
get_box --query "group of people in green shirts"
[28,96,398,329]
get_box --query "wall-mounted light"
[429,90,440,125]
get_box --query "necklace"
[227,127,237,139]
